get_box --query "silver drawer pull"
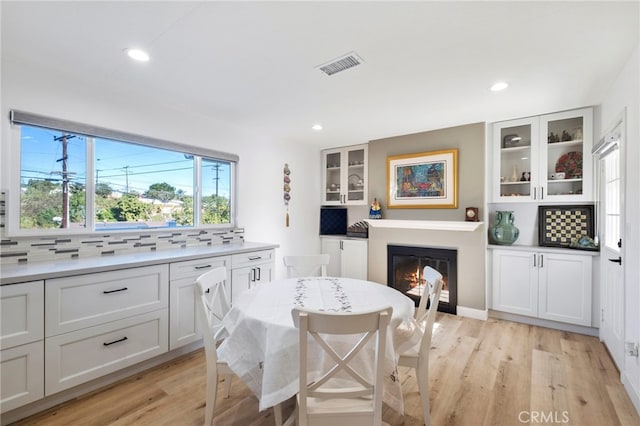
[103,287,128,294]
[194,264,212,270]
[248,256,262,261]
[103,336,128,346]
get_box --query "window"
[10,111,237,234]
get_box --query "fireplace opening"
[387,245,457,315]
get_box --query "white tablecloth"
[218,277,420,413]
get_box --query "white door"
[596,122,625,370]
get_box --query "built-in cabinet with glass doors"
[492,107,593,203]
[322,144,368,205]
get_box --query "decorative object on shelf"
[538,204,596,249]
[525,171,531,181]
[561,130,572,141]
[555,151,583,178]
[386,149,458,208]
[572,127,583,141]
[520,172,527,182]
[348,174,363,190]
[570,235,599,250]
[550,172,566,180]
[489,211,519,245]
[369,198,382,219]
[465,207,479,222]
[503,134,524,148]
[510,165,519,182]
[283,164,291,227]
[548,132,560,143]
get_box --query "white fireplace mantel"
[365,219,483,232]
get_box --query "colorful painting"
[387,149,458,208]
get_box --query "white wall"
[600,44,640,412]
[0,57,322,279]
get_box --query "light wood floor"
[11,314,640,426]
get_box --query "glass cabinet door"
[323,150,342,204]
[539,108,593,201]
[322,144,368,205]
[493,118,539,202]
[346,147,366,203]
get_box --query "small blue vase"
[490,211,519,245]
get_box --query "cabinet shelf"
[548,139,583,148]
[547,178,582,184]
[501,181,531,185]
[501,145,531,152]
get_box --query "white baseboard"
[489,310,599,336]
[622,373,640,417]
[457,306,488,320]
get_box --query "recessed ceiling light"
[490,82,509,91]
[126,48,150,62]
[312,124,323,131]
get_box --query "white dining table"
[218,276,421,414]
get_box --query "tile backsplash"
[0,191,244,265]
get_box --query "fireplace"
[387,245,457,315]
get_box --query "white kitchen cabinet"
[45,310,168,395]
[491,107,593,202]
[322,144,368,205]
[492,248,592,326]
[1,281,44,413]
[44,265,169,395]
[230,249,275,303]
[1,281,44,350]
[169,256,231,350]
[321,237,368,280]
[1,341,44,413]
[45,265,168,336]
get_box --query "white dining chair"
[398,265,443,426]
[195,267,234,426]
[196,267,286,426]
[290,306,392,426]
[283,254,330,278]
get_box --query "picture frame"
[538,204,596,249]
[387,149,458,209]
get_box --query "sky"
[20,125,230,198]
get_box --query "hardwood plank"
[11,314,639,426]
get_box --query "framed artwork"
[538,204,596,249]
[387,149,458,208]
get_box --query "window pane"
[20,126,86,229]
[201,158,232,225]
[94,139,194,230]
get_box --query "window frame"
[7,111,238,236]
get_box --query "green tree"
[202,194,230,224]
[113,194,150,222]
[144,182,176,202]
[173,196,193,226]
[95,182,113,198]
[20,179,61,228]
[69,182,86,224]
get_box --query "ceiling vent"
[316,52,364,76]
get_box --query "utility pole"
[211,163,221,196]
[54,134,76,228]
[122,165,130,194]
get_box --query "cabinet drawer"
[231,250,274,269]
[169,255,231,280]
[1,281,44,350]
[46,265,168,336]
[1,340,44,413]
[45,309,168,395]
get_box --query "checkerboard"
[538,205,594,248]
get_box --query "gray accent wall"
[368,122,486,220]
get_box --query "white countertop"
[0,241,279,285]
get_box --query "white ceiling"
[2,1,638,148]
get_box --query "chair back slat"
[283,254,330,278]
[292,306,392,426]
